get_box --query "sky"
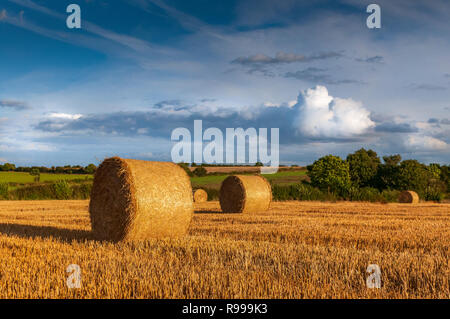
[0,0,449,167]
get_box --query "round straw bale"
[219,175,272,213]
[89,157,193,242]
[398,190,419,204]
[193,189,208,203]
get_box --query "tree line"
[0,163,97,175]
[306,149,449,201]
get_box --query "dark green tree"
[382,154,402,166]
[29,168,40,182]
[1,163,16,171]
[193,166,207,177]
[307,155,351,195]
[375,154,402,190]
[440,165,450,193]
[427,163,441,179]
[85,164,97,174]
[346,148,380,187]
[396,160,433,194]
[30,168,40,176]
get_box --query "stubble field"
[0,200,448,298]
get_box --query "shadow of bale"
[194,210,234,214]
[0,223,93,243]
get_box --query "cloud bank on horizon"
[0,0,449,166]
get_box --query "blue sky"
[0,0,449,166]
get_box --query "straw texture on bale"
[219,175,272,213]
[398,190,419,204]
[193,189,208,203]
[89,157,193,242]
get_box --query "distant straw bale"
[193,189,208,203]
[219,175,271,213]
[398,190,419,204]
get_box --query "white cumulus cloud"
[404,134,448,151]
[294,86,375,138]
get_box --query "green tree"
[53,180,73,199]
[440,165,450,193]
[307,155,351,195]
[1,163,16,171]
[29,168,40,182]
[346,148,380,187]
[383,154,402,166]
[427,163,441,179]
[85,164,97,174]
[193,166,207,177]
[254,162,263,167]
[30,168,40,176]
[375,154,402,190]
[396,160,434,194]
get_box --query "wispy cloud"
[0,9,6,20]
[355,55,384,64]
[129,0,228,40]
[0,99,30,110]
[5,0,176,58]
[0,138,55,152]
[411,84,447,91]
[284,67,363,85]
[231,51,342,66]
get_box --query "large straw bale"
[89,157,193,241]
[219,175,271,213]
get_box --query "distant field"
[189,166,305,173]
[0,172,93,184]
[191,170,307,189]
[262,170,308,184]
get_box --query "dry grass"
[0,200,448,298]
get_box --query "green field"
[191,170,307,189]
[1,170,305,187]
[0,172,93,184]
